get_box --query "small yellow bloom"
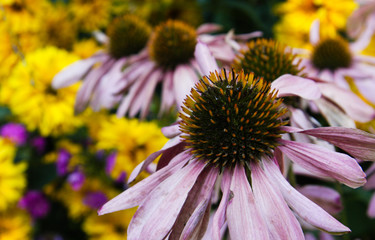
[2,46,84,136]
[274,0,358,48]
[0,138,27,211]
[95,115,168,181]
[0,207,31,240]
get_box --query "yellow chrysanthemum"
[0,25,20,80]
[0,207,31,240]
[39,4,77,50]
[0,138,27,211]
[69,0,111,32]
[95,115,168,180]
[0,0,48,34]
[83,209,136,240]
[2,46,84,136]
[273,0,358,48]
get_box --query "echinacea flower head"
[149,20,197,69]
[0,137,27,211]
[52,14,152,114]
[1,46,84,136]
[233,38,305,82]
[297,21,375,125]
[0,207,31,240]
[99,68,375,239]
[107,14,152,59]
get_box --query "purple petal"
[127,160,206,240]
[159,71,175,115]
[170,167,218,239]
[272,74,321,100]
[263,159,351,234]
[161,122,180,139]
[194,41,219,76]
[226,164,269,240]
[173,65,199,111]
[277,139,366,188]
[52,54,105,89]
[318,83,375,122]
[196,23,222,35]
[367,194,375,218]
[251,161,304,239]
[127,136,181,183]
[298,185,342,215]
[299,127,375,162]
[98,151,189,215]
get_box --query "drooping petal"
[313,98,356,128]
[299,127,375,162]
[196,23,222,35]
[226,164,269,240]
[98,152,188,215]
[211,169,232,240]
[52,53,106,89]
[278,139,366,188]
[298,185,342,215]
[251,161,304,240]
[271,74,321,100]
[317,82,375,122]
[127,160,206,240]
[159,70,175,115]
[367,194,375,218]
[170,167,218,239]
[350,13,375,52]
[161,122,180,138]
[194,41,219,76]
[128,136,182,183]
[263,159,351,234]
[309,20,320,45]
[355,77,375,104]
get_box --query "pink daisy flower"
[53,17,261,118]
[97,45,375,239]
[298,20,375,110]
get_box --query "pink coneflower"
[98,63,375,238]
[298,20,375,108]
[52,14,152,113]
[53,17,260,118]
[233,37,375,127]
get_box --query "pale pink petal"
[251,161,304,239]
[161,122,180,138]
[52,53,106,89]
[355,78,375,104]
[309,20,320,45]
[299,127,375,162]
[128,136,181,183]
[75,57,115,113]
[170,167,218,239]
[159,70,175,115]
[137,69,162,118]
[194,41,219,76]
[350,13,375,52]
[211,169,232,240]
[180,200,211,240]
[173,65,199,111]
[196,23,222,35]
[98,152,188,215]
[318,69,334,82]
[272,74,321,100]
[313,98,356,128]
[367,194,375,218]
[318,82,375,122]
[92,30,108,44]
[278,139,366,188]
[226,164,269,240]
[263,159,351,234]
[298,185,342,215]
[127,160,206,240]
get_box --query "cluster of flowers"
[2,0,375,239]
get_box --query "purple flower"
[98,55,375,238]
[83,191,108,209]
[0,123,27,145]
[31,136,46,153]
[56,149,71,176]
[67,170,85,191]
[19,190,50,219]
[105,152,117,175]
